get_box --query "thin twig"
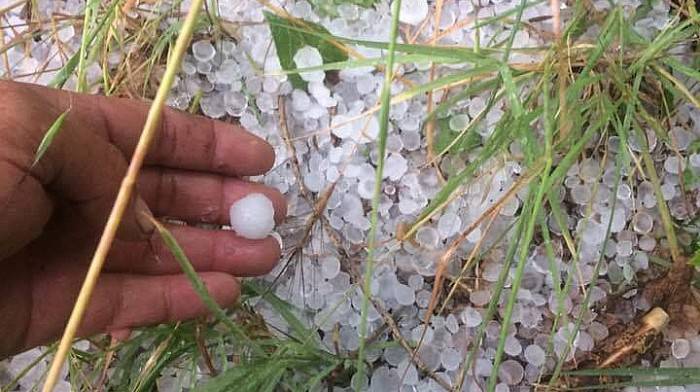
[41,0,204,389]
[550,0,570,140]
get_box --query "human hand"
[0,81,286,358]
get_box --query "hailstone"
[229,193,275,240]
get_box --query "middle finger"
[138,167,287,226]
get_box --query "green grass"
[355,0,402,386]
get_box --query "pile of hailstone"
[2,0,700,391]
[164,1,700,390]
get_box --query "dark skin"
[0,80,287,358]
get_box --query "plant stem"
[355,0,401,388]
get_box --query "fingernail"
[135,196,155,236]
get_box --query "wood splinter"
[595,307,670,369]
[557,307,671,389]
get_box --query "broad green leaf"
[310,0,378,17]
[265,16,497,65]
[264,11,348,89]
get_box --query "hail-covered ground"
[2,0,700,391]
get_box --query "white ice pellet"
[571,184,592,205]
[469,97,486,118]
[398,0,429,25]
[57,25,75,42]
[470,290,491,307]
[438,212,462,239]
[524,344,546,367]
[617,183,632,200]
[418,344,441,371]
[370,366,397,391]
[505,335,523,356]
[672,338,691,359]
[483,262,502,282]
[401,131,421,151]
[223,91,248,117]
[356,74,376,95]
[574,331,595,352]
[384,153,408,181]
[321,256,340,280]
[639,235,656,252]
[293,45,324,82]
[669,126,692,151]
[397,359,419,385]
[394,283,416,306]
[416,290,431,308]
[351,373,369,390]
[690,153,700,168]
[440,347,461,371]
[415,226,439,249]
[383,346,407,367]
[461,307,483,327]
[291,89,311,111]
[408,274,424,290]
[446,314,459,334]
[229,193,276,240]
[331,114,379,144]
[200,94,226,119]
[499,360,524,385]
[616,240,633,257]
[192,40,216,62]
[664,156,685,174]
[632,211,653,234]
[661,182,677,200]
[449,114,470,132]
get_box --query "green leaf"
[309,0,378,17]
[691,241,700,267]
[31,109,71,169]
[264,11,348,89]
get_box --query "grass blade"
[355,0,402,387]
[30,109,70,170]
[148,218,257,349]
[245,281,321,348]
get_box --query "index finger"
[20,81,275,177]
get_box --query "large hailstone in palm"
[229,193,275,240]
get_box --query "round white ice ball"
[228,193,275,240]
